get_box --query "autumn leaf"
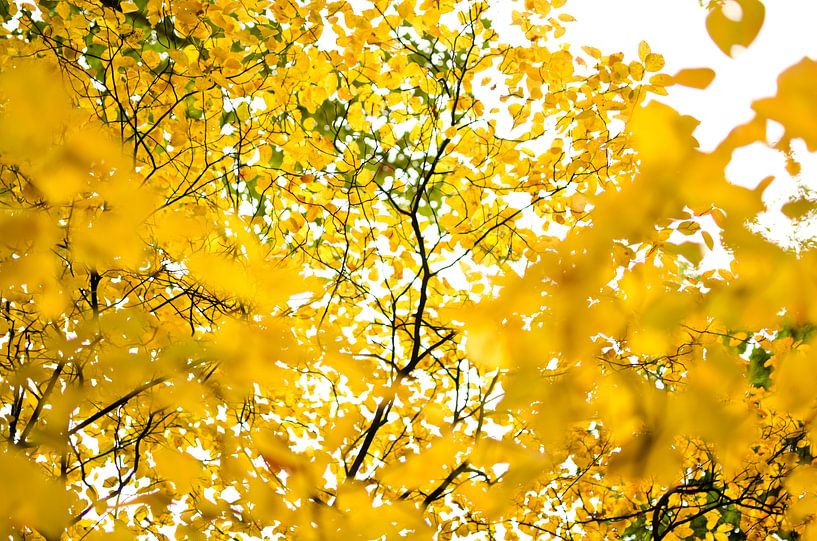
[782,197,813,220]
[706,0,765,57]
[753,58,817,151]
[670,67,717,89]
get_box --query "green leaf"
[748,347,772,389]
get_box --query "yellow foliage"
[754,58,817,151]
[2,1,817,540]
[0,449,70,538]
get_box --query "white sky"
[563,0,817,152]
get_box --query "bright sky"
[564,0,817,152]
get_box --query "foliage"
[0,0,816,539]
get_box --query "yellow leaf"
[142,50,162,69]
[644,53,665,72]
[702,230,715,250]
[55,1,70,18]
[152,446,205,494]
[629,61,645,81]
[638,40,651,63]
[649,73,673,86]
[670,67,716,89]
[347,101,366,131]
[664,241,703,266]
[706,0,765,57]
[753,58,817,151]
[630,101,700,173]
[782,197,812,220]
[581,46,601,59]
[770,348,817,418]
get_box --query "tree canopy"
[1,0,817,539]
